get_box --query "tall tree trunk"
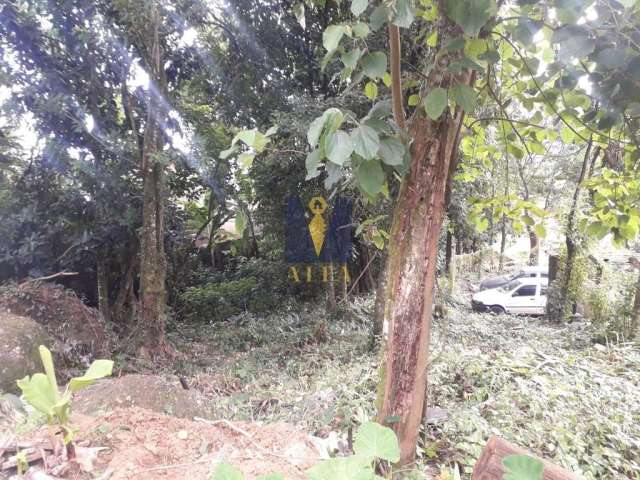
[96,257,111,322]
[445,228,453,274]
[377,48,472,464]
[557,139,599,322]
[630,265,640,340]
[138,8,171,358]
[499,218,507,270]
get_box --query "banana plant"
[17,345,113,459]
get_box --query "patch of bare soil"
[74,375,210,419]
[9,408,320,480]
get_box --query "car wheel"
[489,305,506,315]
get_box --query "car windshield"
[499,279,522,292]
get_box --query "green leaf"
[449,83,477,112]
[325,131,355,165]
[307,456,373,480]
[424,87,448,120]
[369,5,389,31]
[364,81,378,99]
[68,359,114,392]
[305,150,322,180]
[534,223,546,238]
[408,94,420,106]
[382,72,392,87]
[361,52,387,79]
[211,462,244,480]
[38,346,59,400]
[586,221,609,239]
[219,145,239,160]
[594,48,626,70]
[502,455,544,480]
[234,129,269,152]
[444,0,496,37]
[16,373,59,417]
[342,48,362,68]
[352,22,370,38]
[426,30,438,47]
[357,160,385,197]
[323,25,346,51]
[351,125,380,160]
[392,0,416,28]
[378,138,405,166]
[551,26,594,59]
[353,421,400,462]
[351,0,369,16]
[307,117,325,147]
[237,152,255,170]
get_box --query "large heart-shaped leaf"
[351,125,380,159]
[17,373,60,417]
[325,131,355,166]
[424,87,448,120]
[378,137,405,166]
[323,25,346,52]
[307,456,373,480]
[361,52,387,79]
[353,421,400,462]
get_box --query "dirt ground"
[5,407,320,480]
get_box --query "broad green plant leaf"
[502,455,544,480]
[449,83,477,112]
[444,0,496,37]
[16,373,59,417]
[352,22,370,38]
[38,346,60,400]
[357,160,385,197]
[361,52,387,79]
[306,456,373,480]
[305,150,322,180]
[342,48,362,68]
[364,81,378,99]
[378,137,405,166]
[307,108,345,147]
[351,125,380,159]
[68,359,114,392]
[211,462,244,480]
[293,3,305,29]
[323,25,346,51]
[392,0,416,28]
[325,131,355,165]
[351,0,369,17]
[353,421,400,462]
[424,87,448,120]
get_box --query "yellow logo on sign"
[308,196,328,257]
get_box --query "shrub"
[179,277,260,323]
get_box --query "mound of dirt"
[13,407,320,480]
[73,374,211,419]
[0,282,109,370]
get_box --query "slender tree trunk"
[377,82,471,465]
[557,140,599,322]
[528,228,539,266]
[445,228,453,274]
[138,8,171,358]
[97,257,111,322]
[630,266,640,340]
[499,218,507,270]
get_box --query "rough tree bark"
[528,228,539,266]
[557,138,600,322]
[138,8,171,358]
[376,18,474,465]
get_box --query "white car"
[471,278,548,315]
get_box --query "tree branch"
[388,24,405,130]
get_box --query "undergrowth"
[170,292,640,480]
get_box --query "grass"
[168,284,640,480]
